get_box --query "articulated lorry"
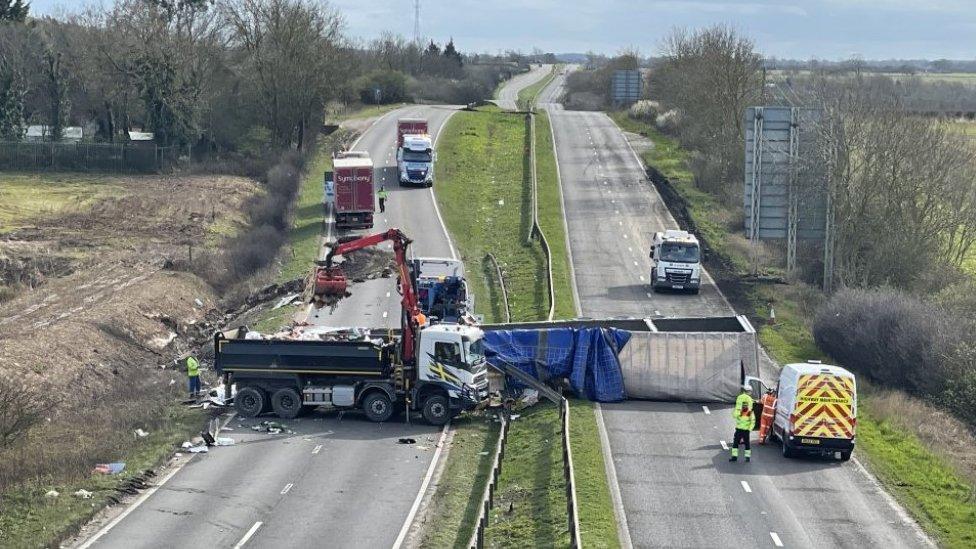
[331,151,375,230]
[396,118,434,187]
[650,230,702,293]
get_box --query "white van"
[758,361,857,460]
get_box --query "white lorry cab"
[754,361,858,461]
[397,133,435,187]
[649,230,702,293]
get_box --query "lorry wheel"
[781,438,795,458]
[690,287,700,295]
[236,386,266,418]
[422,394,450,426]
[362,392,394,422]
[271,387,303,419]
[839,450,852,462]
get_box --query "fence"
[0,141,178,173]
[468,414,510,548]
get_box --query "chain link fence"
[0,141,179,173]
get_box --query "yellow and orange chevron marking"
[793,374,855,439]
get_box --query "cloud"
[645,1,807,17]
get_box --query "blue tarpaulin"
[483,327,630,402]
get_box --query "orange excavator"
[313,228,426,363]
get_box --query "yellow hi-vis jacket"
[186,356,200,377]
[734,393,755,430]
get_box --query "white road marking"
[638,275,644,281]
[623,234,628,239]
[233,522,263,549]
[615,210,620,214]
[646,292,652,298]
[720,440,729,450]
[280,483,294,495]
[386,292,391,298]
[741,481,752,493]
[383,311,389,319]
[627,246,632,252]
[392,423,450,548]
[702,405,711,415]
[654,310,660,316]
[633,261,638,266]
[618,221,623,226]
[312,445,323,454]
[770,532,784,547]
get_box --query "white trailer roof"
[333,156,373,169]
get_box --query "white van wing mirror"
[744,375,769,394]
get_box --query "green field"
[0,173,124,232]
[610,110,976,547]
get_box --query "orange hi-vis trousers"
[759,393,777,444]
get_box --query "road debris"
[187,445,209,453]
[134,428,149,438]
[397,438,417,444]
[92,462,125,475]
[73,489,94,499]
[214,437,235,446]
[45,490,60,498]
[273,293,301,310]
[252,420,289,434]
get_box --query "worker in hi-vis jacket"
[730,384,755,462]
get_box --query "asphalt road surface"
[539,67,930,548]
[77,105,459,549]
[495,64,551,110]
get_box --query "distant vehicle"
[649,230,702,293]
[749,360,857,461]
[396,118,434,187]
[410,257,477,324]
[332,151,374,230]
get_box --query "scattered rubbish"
[416,446,430,451]
[222,427,234,432]
[187,445,209,453]
[150,332,178,349]
[510,414,521,420]
[397,438,417,444]
[214,437,235,446]
[181,441,193,449]
[135,428,149,438]
[194,298,204,307]
[207,383,237,406]
[169,379,176,386]
[519,389,539,408]
[174,453,183,458]
[45,490,60,498]
[479,451,489,455]
[73,489,94,499]
[93,462,126,475]
[273,293,301,310]
[201,431,216,446]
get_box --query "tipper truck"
[331,151,375,230]
[396,118,434,186]
[221,228,489,425]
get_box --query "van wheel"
[271,388,303,419]
[363,392,394,423]
[839,451,852,462]
[782,437,795,458]
[422,394,450,425]
[236,386,266,418]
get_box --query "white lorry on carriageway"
[650,229,702,294]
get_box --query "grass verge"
[0,406,203,547]
[418,416,500,548]
[485,403,570,547]
[435,106,547,322]
[517,65,557,111]
[569,399,619,548]
[610,109,976,548]
[0,173,124,231]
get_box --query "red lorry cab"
[397,118,429,148]
[332,152,374,230]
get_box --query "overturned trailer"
[481,316,759,403]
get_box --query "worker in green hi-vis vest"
[186,355,201,397]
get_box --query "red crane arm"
[321,228,422,361]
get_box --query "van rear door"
[792,372,856,445]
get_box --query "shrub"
[0,377,48,449]
[356,70,409,104]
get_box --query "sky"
[28,0,976,60]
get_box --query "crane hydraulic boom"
[314,228,423,362]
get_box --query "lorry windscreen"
[403,150,432,162]
[464,337,486,366]
[660,243,700,263]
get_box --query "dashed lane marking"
[312,445,323,454]
[702,405,711,414]
[741,481,752,493]
[770,532,784,547]
[233,522,263,549]
[720,440,729,450]
[280,483,294,495]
